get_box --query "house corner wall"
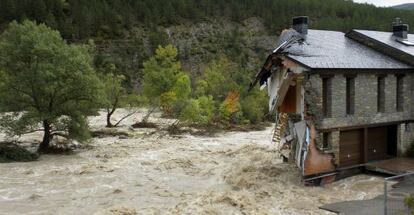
[398,123,414,156]
[399,74,414,156]
[330,131,340,166]
[303,74,323,122]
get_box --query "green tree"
[168,72,192,115]
[172,73,191,101]
[203,57,239,101]
[0,20,103,153]
[148,28,169,54]
[141,44,184,119]
[219,91,242,123]
[179,96,215,126]
[101,69,145,128]
[241,89,268,124]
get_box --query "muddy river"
[0,110,385,215]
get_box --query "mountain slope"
[2,0,414,40]
[393,3,414,10]
[2,0,414,90]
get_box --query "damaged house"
[251,16,414,185]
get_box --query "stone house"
[251,16,414,184]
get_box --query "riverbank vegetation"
[1,0,413,155]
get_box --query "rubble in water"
[0,109,385,215]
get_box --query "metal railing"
[384,172,414,215]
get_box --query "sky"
[353,0,414,7]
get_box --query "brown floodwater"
[0,110,385,215]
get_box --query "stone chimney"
[293,16,308,35]
[393,17,409,39]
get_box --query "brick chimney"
[293,16,308,35]
[393,17,409,39]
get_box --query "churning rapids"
[0,110,384,215]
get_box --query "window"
[377,76,385,113]
[396,75,404,112]
[322,77,332,117]
[346,77,355,115]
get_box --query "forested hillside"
[393,3,414,10]
[1,0,414,39]
[1,0,414,127]
[2,0,414,75]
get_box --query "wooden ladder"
[272,113,289,145]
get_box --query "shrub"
[0,143,39,163]
[195,80,208,98]
[179,96,216,125]
[241,90,268,124]
[404,193,414,215]
[219,91,243,124]
[179,99,200,123]
[197,96,216,125]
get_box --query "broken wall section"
[399,123,414,156]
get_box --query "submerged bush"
[180,96,216,125]
[0,143,39,163]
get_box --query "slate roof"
[346,29,414,66]
[351,29,414,57]
[278,29,413,69]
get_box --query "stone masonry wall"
[304,72,414,157]
[399,123,414,156]
[304,73,414,129]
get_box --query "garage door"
[340,129,364,167]
[367,126,394,162]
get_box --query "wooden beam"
[317,120,414,132]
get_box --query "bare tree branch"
[114,109,138,127]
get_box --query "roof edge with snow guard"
[346,29,414,67]
[285,54,414,72]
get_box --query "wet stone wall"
[398,123,414,156]
[304,72,414,130]
[304,72,414,159]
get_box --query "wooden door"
[367,127,389,161]
[339,129,364,167]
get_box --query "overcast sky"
[352,0,414,7]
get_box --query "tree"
[0,20,103,153]
[203,57,239,101]
[219,91,242,123]
[141,44,184,120]
[179,96,216,125]
[101,70,145,128]
[241,89,268,124]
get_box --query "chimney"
[393,17,408,39]
[293,16,308,35]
